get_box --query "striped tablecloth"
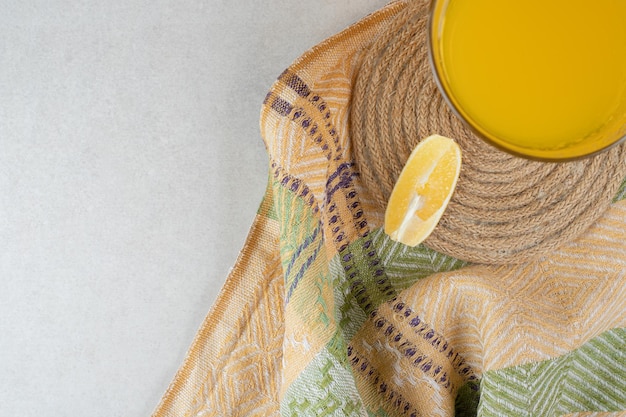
[152,2,626,415]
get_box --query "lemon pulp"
[384,135,461,246]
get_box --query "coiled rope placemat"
[350,0,626,264]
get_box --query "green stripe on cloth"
[330,254,370,344]
[366,408,392,417]
[272,177,324,302]
[369,227,468,293]
[456,380,482,417]
[330,227,468,343]
[281,348,366,417]
[478,328,626,417]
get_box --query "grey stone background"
[0,1,388,416]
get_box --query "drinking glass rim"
[426,0,626,162]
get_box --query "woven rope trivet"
[350,0,626,264]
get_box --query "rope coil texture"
[350,0,626,264]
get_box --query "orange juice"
[430,0,626,160]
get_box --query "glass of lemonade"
[429,0,626,161]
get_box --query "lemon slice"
[384,135,462,246]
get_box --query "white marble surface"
[0,1,388,416]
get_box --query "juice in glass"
[429,0,626,160]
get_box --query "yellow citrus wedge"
[384,135,461,246]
